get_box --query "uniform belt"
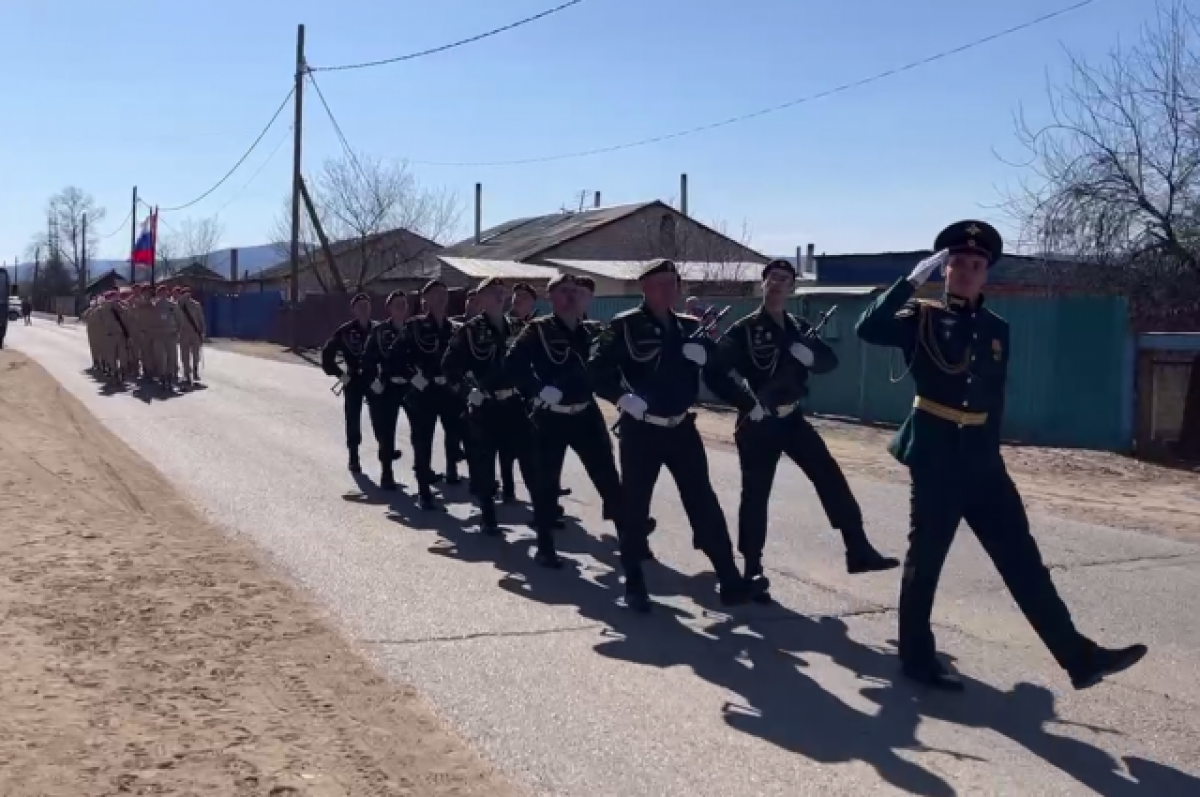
[491,388,518,401]
[913,396,988,427]
[389,376,408,385]
[433,376,447,385]
[772,401,800,418]
[640,411,689,428]
[544,401,591,415]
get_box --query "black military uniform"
[856,220,1147,691]
[588,259,761,611]
[506,274,626,566]
[706,260,898,600]
[499,284,540,503]
[362,291,414,491]
[443,277,537,533]
[404,280,465,507]
[321,293,377,473]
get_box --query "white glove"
[467,388,486,407]
[370,379,384,395]
[339,374,351,386]
[617,393,648,421]
[908,249,948,287]
[538,386,563,405]
[410,373,429,391]
[748,403,767,422]
[682,342,707,366]
[789,341,815,367]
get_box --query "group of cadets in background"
[82,283,207,391]
[321,219,1147,692]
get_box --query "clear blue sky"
[0,0,1164,263]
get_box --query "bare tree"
[155,232,179,278]
[625,209,761,295]
[48,186,107,290]
[266,154,463,294]
[1003,0,1200,454]
[176,216,224,267]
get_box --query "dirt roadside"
[212,338,1200,543]
[0,350,519,796]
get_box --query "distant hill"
[2,243,281,283]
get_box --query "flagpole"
[149,206,159,287]
[129,186,138,283]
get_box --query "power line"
[307,72,369,182]
[413,0,1097,168]
[212,124,294,218]
[95,208,133,240]
[308,0,587,73]
[155,87,296,212]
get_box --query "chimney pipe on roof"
[593,190,601,209]
[680,173,689,216]
[474,183,483,244]
[806,243,816,279]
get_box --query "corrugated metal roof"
[547,259,763,282]
[442,202,655,261]
[438,257,560,279]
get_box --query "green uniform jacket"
[855,278,1010,471]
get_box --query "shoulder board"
[915,298,944,309]
[677,312,700,323]
[612,307,641,322]
[336,319,357,331]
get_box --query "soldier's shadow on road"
[416,514,1199,797]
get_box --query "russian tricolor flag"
[132,210,157,266]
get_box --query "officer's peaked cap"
[934,220,1003,267]
[638,258,678,281]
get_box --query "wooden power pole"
[288,23,306,352]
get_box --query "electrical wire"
[155,87,296,212]
[95,208,133,240]
[307,72,370,182]
[308,0,587,73]
[412,0,1096,167]
[212,124,293,218]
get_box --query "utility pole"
[129,186,138,282]
[288,23,306,352]
[81,212,88,305]
[33,247,40,309]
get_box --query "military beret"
[350,292,371,307]
[385,290,406,307]
[512,282,537,299]
[155,285,170,294]
[547,273,576,292]
[934,220,1003,267]
[421,279,447,294]
[476,276,505,292]
[638,258,678,281]
[574,275,596,291]
[762,259,796,280]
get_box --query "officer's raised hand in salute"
[705,259,898,603]
[321,292,377,474]
[588,258,764,612]
[856,219,1147,692]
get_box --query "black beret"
[762,259,796,280]
[477,276,505,292]
[934,220,1003,267]
[421,279,447,294]
[350,292,371,307]
[547,273,576,292]
[512,282,537,298]
[385,290,406,307]
[574,275,596,291]
[638,258,678,281]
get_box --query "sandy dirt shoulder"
[0,350,519,797]
[212,338,1200,543]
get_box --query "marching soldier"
[856,219,1147,691]
[506,273,627,566]
[99,290,131,384]
[83,298,100,371]
[152,285,180,389]
[451,289,480,325]
[125,285,151,380]
[321,293,377,474]
[176,287,206,388]
[362,291,414,491]
[499,282,540,503]
[588,258,763,611]
[443,277,537,535]
[404,280,466,507]
[705,259,898,602]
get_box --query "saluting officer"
[321,292,377,474]
[362,290,413,490]
[856,219,1147,692]
[506,273,627,567]
[404,280,465,507]
[588,258,763,611]
[706,259,898,601]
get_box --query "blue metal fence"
[203,292,283,340]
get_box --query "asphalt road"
[12,321,1200,797]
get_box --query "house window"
[658,214,677,257]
